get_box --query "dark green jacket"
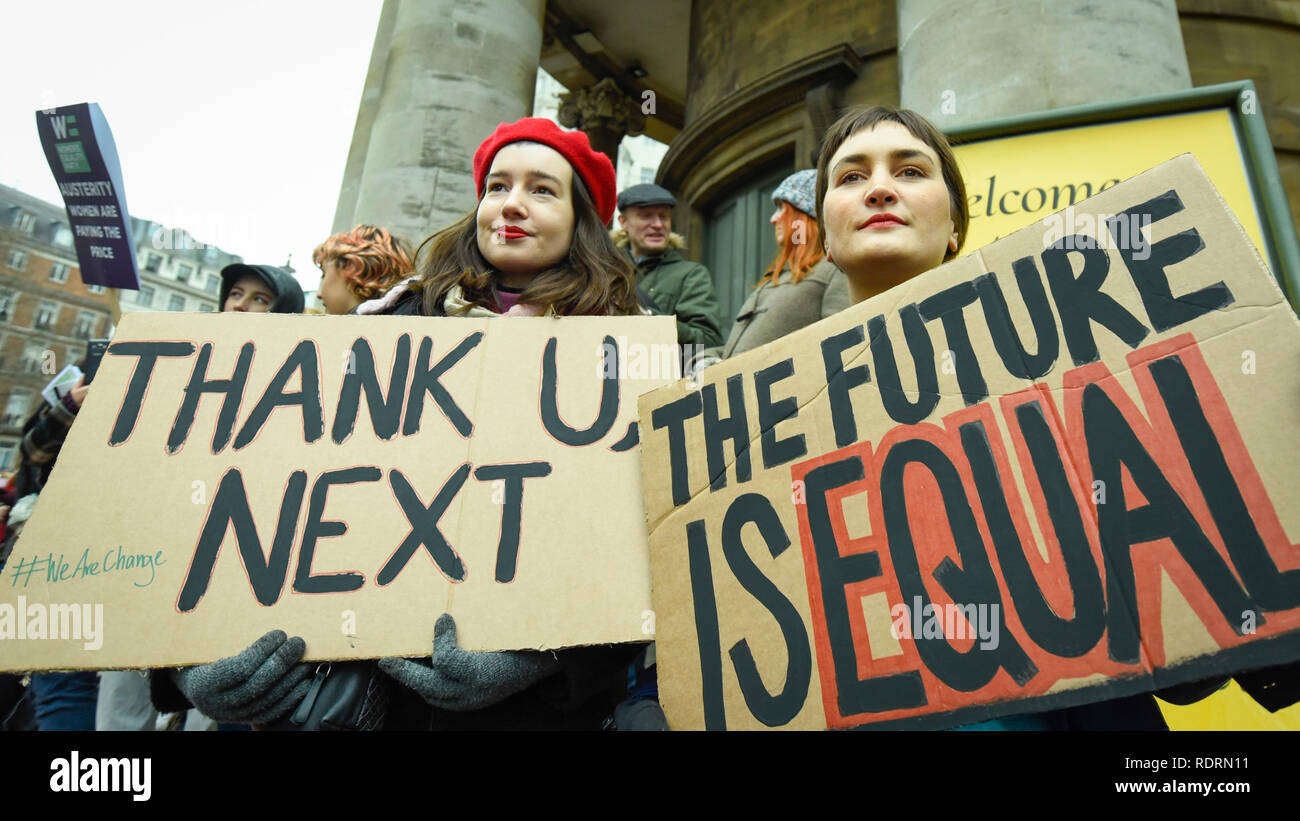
[630,248,723,348]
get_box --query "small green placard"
[55,140,91,173]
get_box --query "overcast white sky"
[4,0,384,294]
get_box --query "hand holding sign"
[69,376,88,409]
[378,613,561,711]
[170,629,314,724]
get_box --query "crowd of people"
[3,106,1295,731]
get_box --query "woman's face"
[770,206,785,245]
[317,257,359,315]
[822,121,957,287]
[223,275,276,313]
[476,142,576,287]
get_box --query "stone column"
[340,0,545,247]
[331,0,399,236]
[557,78,646,166]
[899,0,1192,127]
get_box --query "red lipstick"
[861,214,905,228]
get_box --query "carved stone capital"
[557,77,646,159]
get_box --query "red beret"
[473,118,617,224]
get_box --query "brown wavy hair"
[411,157,640,317]
[757,201,825,287]
[815,105,969,263]
[312,224,413,301]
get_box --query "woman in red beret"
[150,119,647,731]
[354,117,641,319]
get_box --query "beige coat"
[709,259,850,361]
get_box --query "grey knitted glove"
[378,613,560,712]
[170,630,315,724]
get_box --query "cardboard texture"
[0,314,676,671]
[638,155,1300,730]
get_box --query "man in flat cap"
[614,183,723,348]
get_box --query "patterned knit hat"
[772,169,818,217]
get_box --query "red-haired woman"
[312,225,413,315]
[692,170,848,374]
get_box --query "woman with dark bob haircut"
[813,104,1227,730]
[814,105,969,304]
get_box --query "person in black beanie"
[218,263,305,314]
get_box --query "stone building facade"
[334,0,1298,330]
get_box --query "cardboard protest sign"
[35,102,140,290]
[639,155,1300,730]
[0,313,676,671]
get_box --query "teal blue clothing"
[955,713,1056,731]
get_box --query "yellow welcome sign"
[955,109,1267,260]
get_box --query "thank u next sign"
[0,313,677,671]
[639,156,1300,731]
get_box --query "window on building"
[177,263,194,282]
[49,262,70,284]
[21,340,45,373]
[640,168,657,184]
[13,211,36,234]
[168,294,186,312]
[0,441,17,471]
[2,388,35,429]
[34,300,59,330]
[0,288,15,321]
[199,303,214,312]
[145,252,164,273]
[87,283,106,295]
[6,249,28,272]
[53,225,74,246]
[206,274,219,294]
[136,285,155,307]
[74,310,96,339]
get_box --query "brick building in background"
[0,184,245,473]
[0,183,118,473]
